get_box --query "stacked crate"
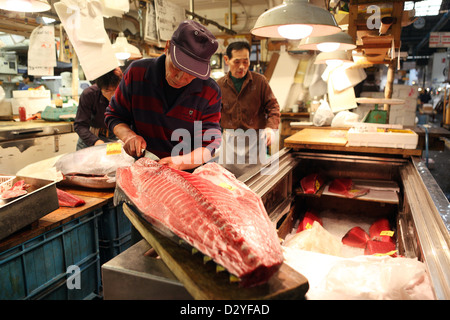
[98,203,132,265]
[0,210,102,300]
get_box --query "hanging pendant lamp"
[298,31,356,52]
[314,50,353,67]
[251,0,341,40]
[0,0,51,12]
[112,33,142,61]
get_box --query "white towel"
[55,0,118,80]
[28,25,57,76]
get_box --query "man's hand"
[94,139,105,146]
[113,123,147,157]
[264,127,275,146]
[123,134,147,157]
[158,147,212,171]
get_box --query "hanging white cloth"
[55,0,118,80]
[28,25,57,76]
[99,0,130,18]
[304,58,327,98]
[322,64,365,112]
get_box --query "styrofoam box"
[11,90,51,116]
[347,127,419,149]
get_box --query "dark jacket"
[105,55,222,159]
[217,71,280,130]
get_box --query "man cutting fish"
[105,20,222,171]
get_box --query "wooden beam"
[390,1,404,49]
[384,59,397,123]
[348,1,359,43]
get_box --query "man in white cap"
[105,20,222,171]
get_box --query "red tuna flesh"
[116,158,284,287]
[1,180,28,199]
[297,210,322,232]
[369,218,395,243]
[57,188,86,207]
[342,226,370,248]
[300,173,324,194]
[328,178,369,198]
[364,240,397,257]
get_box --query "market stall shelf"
[284,128,422,157]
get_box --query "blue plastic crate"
[98,203,131,241]
[99,233,132,265]
[0,209,102,300]
[32,255,101,300]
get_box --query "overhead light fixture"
[314,50,353,67]
[298,31,356,52]
[251,0,341,40]
[0,0,51,12]
[112,32,142,61]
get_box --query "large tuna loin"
[116,158,284,287]
[55,143,135,189]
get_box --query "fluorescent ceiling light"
[404,0,442,16]
[0,0,51,13]
[251,0,341,39]
[41,76,62,80]
[42,17,56,24]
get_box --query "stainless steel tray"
[0,176,59,240]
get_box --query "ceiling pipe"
[229,0,232,30]
[189,0,194,19]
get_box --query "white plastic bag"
[283,221,342,257]
[313,99,334,126]
[331,111,360,127]
[307,255,435,300]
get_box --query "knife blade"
[142,149,160,161]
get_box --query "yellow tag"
[219,182,236,191]
[373,250,397,257]
[388,129,413,134]
[380,230,394,237]
[305,222,312,229]
[315,180,321,191]
[106,142,122,155]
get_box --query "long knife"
[141,149,160,161]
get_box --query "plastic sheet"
[284,221,342,257]
[313,100,334,127]
[307,255,435,300]
[283,248,435,300]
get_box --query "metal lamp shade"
[112,33,142,60]
[298,31,357,51]
[0,0,51,12]
[251,0,341,39]
[314,50,353,65]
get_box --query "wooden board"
[122,203,309,300]
[355,97,405,105]
[283,128,422,157]
[0,190,111,252]
[322,179,400,204]
[284,129,348,146]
